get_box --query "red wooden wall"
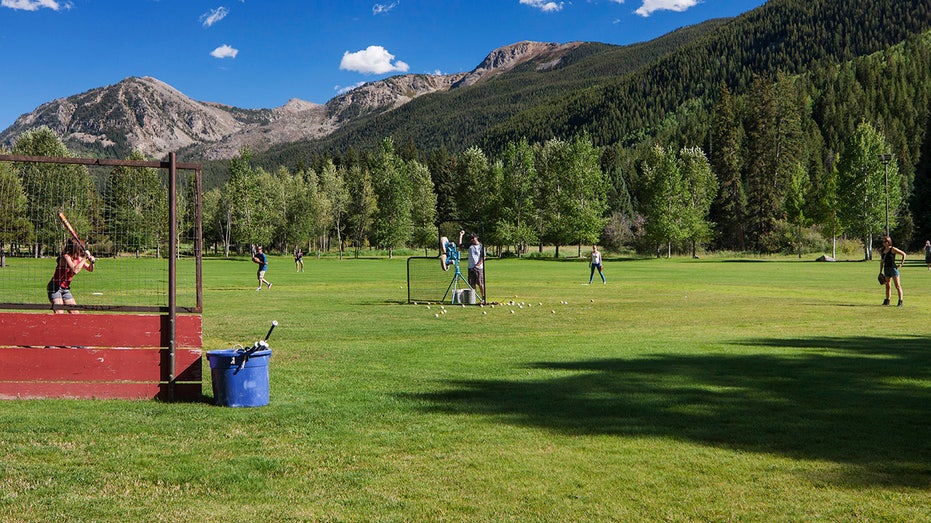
[0,313,202,401]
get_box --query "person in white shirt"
[465,231,485,303]
[588,245,606,284]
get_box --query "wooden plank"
[0,381,202,401]
[0,312,203,401]
[0,347,201,382]
[0,313,201,348]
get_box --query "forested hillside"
[233,19,730,179]
[210,0,931,255]
[6,0,931,260]
[247,0,931,168]
[486,0,931,151]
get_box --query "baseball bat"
[58,212,87,251]
[58,212,95,263]
[242,321,278,357]
[264,320,278,342]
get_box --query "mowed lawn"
[2,253,930,522]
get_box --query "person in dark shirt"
[879,236,905,306]
[253,245,273,290]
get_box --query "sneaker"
[256,287,262,291]
[882,299,890,306]
[897,300,903,307]
[267,283,272,290]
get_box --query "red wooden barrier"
[0,313,202,401]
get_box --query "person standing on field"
[294,247,304,272]
[253,245,272,291]
[588,245,606,284]
[924,240,931,270]
[465,231,485,304]
[880,236,905,306]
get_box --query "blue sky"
[0,0,767,130]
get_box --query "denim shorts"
[47,282,73,302]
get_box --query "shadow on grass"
[407,335,931,487]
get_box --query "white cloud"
[372,2,398,15]
[1,0,70,11]
[200,7,229,27]
[519,0,563,13]
[634,0,699,17]
[210,44,238,59]
[340,46,409,75]
[336,82,366,95]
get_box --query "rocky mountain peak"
[453,41,584,88]
[0,40,575,160]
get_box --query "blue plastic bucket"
[206,348,272,407]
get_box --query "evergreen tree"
[910,113,931,246]
[743,73,804,252]
[427,148,458,224]
[708,84,747,250]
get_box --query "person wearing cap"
[466,232,485,304]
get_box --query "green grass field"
[2,253,930,522]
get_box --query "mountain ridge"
[0,40,583,160]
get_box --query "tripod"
[442,260,474,304]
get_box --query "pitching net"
[406,220,486,304]
[0,154,202,312]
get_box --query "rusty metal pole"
[168,152,178,401]
[195,168,204,312]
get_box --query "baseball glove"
[878,272,887,285]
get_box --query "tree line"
[3,32,930,260]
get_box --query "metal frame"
[0,152,203,400]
